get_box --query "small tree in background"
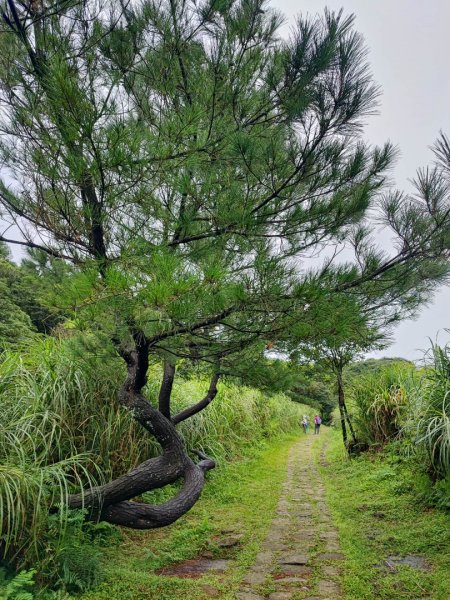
[286,293,386,449]
[0,242,64,345]
[0,242,36,346]
[284,242,449,452]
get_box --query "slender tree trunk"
[337,374,348,446]
[336,367,358,449]
[342,397,357,444]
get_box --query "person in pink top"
[314,415,322,434]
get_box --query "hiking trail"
[236,434,343,600]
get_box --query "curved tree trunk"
[101,459,214,528]
[67,334,219,528]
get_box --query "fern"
[0,568,35,600]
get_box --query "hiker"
[301,415,309,434]
[314,414,322,434]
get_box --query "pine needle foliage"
[0,0,450,561]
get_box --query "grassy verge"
[316,430,450,600]
[82,433,300,600]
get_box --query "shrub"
[346,346,450,508]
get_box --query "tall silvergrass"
[347,366,411,447]
[0,337,305,573]
[346,346,449,507]
[412,344,450,480]
[0,340,109,568]
[170,379,309,461]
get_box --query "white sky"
[276,0,450,361]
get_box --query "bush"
[346,345,450,508]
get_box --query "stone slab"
[279,554,309,565]
[318,580,341,595]
[315,552,345,561]
[278,565,312,577]
[242,571,266,585]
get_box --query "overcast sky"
[276,0,450,361]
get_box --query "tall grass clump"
[169,379,309,462]
[411,343,450,482]
[0,338,118,585]
[0,335,305,586]
[0,336,151,482]
[347,365,412,447]
[345,345,450,508]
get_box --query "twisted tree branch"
[172,372,220,424]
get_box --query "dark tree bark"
[67,337,218,528]
[337,385,348,446]
[101,458,214,528]
[158,360,175,419]
[336,366,357,451]
[172,372,220,424]
[342,396,357,444]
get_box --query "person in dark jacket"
[314,415,322,434]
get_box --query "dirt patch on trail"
[155,533,242,579]
[384,555,431,572]
[156,558,231,578]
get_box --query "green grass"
[316,430,450,600]
[81,433,300,600]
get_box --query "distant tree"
[325,343,372,450]
[0,243,36,346]
[0,243,63,339]
[288,258,444,451]
[345,357,414,380]
[286,293,385,448]
[235,356,335,419]
[294,370,336,422]
[18,249,70,332]
[0,0,449,527]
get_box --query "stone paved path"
[235,435,343,600]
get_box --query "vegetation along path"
[236,434,343,600]
[83,426,449,600]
